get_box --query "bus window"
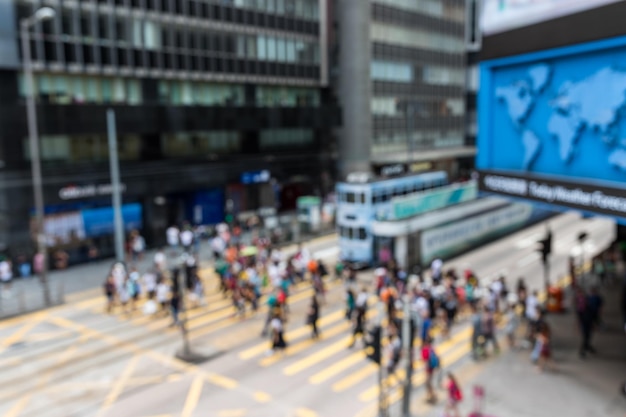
[358,228,367,240]
[358,193,365,204]
[346,192,356,203]
[347,228,354,240]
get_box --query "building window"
[19,73,143,105]
[370,23,465,53]
[256,86,320,107]
[159,81,245,106]
[161,131,241,156]
[371,60,413,83]
[260,129,314,149]
[24,135,140,162]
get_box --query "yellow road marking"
[3,394,32,417]
[22,329,74,343]
[358,332,472,402]
[240,293,374,361]
[260,309,377,367]
[1,318,43,348]
[331,362,378,393]
[283,335,352,376]
[181,376,204,417]
[308,350,365,385]
[204,373,238,390]
[295,408,318,417]
[37,333,89,389]
[218,409,247,417]
[253,391,272,403]
[239,309,345,360]
[98,355,141,415]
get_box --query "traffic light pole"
[401,293,412,417]
[377,301,388,417]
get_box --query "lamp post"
[21,7,56,306]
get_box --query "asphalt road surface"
[0,211,615,417]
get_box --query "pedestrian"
[180,226,194,253]
[443,372,463,417]
[270,312,287,354]
[470,303,482,360]
[156,278,170,316]
[170,289,181,327]
[587,286,604,328]
[534,322,552,372]
[386,327,402,377]
[261,289,278,337]
[576,288,596,358]
[103,274,116,313]
[130,230,145,262]
[345,287,355,320]
[348,299,367,348]
[154,248,167,272]
[166,224,180,254]
[0,256,13,298]
[505,294,521,349]
[307,294,320,339]
[421,336,440,404]
[481,306,500,355]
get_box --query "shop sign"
[379,164,406,177]
[59,183,127,200]
[408,162,432,173]
[241,170,270,184]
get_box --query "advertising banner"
[478,35,626,222]
[420,203,533,264]
[391,181,477,220]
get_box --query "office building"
[0,0,339,262]
[335,0,474,179]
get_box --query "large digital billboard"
[477,35,626,221]
[482,0,620,36]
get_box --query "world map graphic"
[495,62,626,178]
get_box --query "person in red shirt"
[444,372,462,417]
[421,336,440,403]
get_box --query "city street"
[0,212,621,417]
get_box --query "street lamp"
[21,7,56,306]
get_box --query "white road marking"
[314,246,340,260]
[516,252,540,268]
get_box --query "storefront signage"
[241,170,270,184]
[408,162,432,173]
[479,170,626,221]
[59,183,127,200]
[379,164,406,177]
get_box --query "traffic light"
[364,325,381,365]
[538,231,552,263]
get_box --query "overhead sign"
[477,35,626,222]
[59,183,127,200]
[379,164,406,177]
[482,0,619,35]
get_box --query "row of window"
[159,81,245,106]
[44,14,320,65]
[371,97,465,117]
[374,0,465,23]
[339,226,367,241]
[18,73,321,107]
[370,23,465,53]
[23,129,317,162]
[233,0,320,20]
[256,86,320,107]
[19,74,142,105]
[370,61,464,86]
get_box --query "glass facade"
[260,129,314,149]
[369,0,467,158]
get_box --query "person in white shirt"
[143,269,157,298]
[180,227,194,252]
[431,258,443,284]
[268,260,284,288]
[156,279,170,314]
[0,257,13,297]
[166,225,179,248]
[154,248,167,272]
[526,290,540,322]
[211,236,226,260]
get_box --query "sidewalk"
[409,279,626,417]
[0,230,337,319]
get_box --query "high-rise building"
[0,0,339,260]
[334,0,474,179]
